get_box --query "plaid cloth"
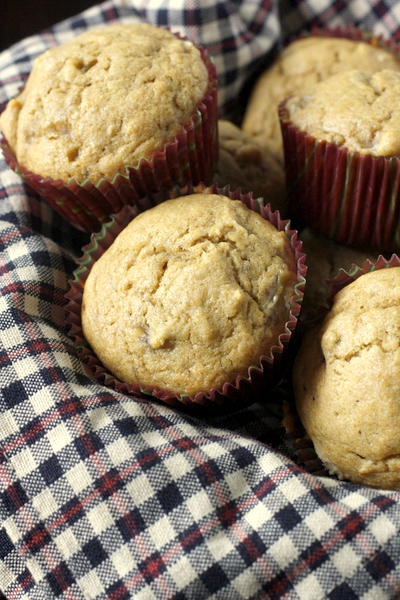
[1,1,400,599]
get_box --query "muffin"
[299,227,383,318]
[212,120,287,216]
[68,186,306,408]
[0,23,218,232]
[242,31,400,163]
[281,68,400,252]
[293,260,400,490]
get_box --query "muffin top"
[286,69,400,156]
[293,267,400,490]
[212,120,287,217]
[242,36,400,161]
[0,23,209,181]
[82,193,297,397]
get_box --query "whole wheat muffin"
[213,120,287,216]
[242,35,400,162]
[0,23,209,182]
[81,193,297,397]
[293,267,400,490]
[286,69,400,156]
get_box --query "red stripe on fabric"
[6,571,34,600]
[21,523,51,554]
[107,583,130,600]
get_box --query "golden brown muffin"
[242,36,400,162]
[82,193,297,397]
[213,120,287,216]
[293,267,400,490]
[286,69,400,156]
[0,23,209,182]
[299,228,382,317]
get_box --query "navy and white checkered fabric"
[1,1,400,598]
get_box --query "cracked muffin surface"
[293,267,400,490]
[286,69,400,156]
[242,36,400,162]
[0,23,209,181]
[81,193,297,396]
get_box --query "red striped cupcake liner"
[65,183,307,411]
[1,32,218,233]
[279,25,400,252]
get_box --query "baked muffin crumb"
[0,23,209,181]
[82,193,297,397]
[242,36,400,161]
[293,267,400,490]
[287,69,400,156]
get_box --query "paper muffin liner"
[279,25,400,253]
[65,183,307,411]
[280,103,400,253]
[0,33,218,234]
[282,253,400,478]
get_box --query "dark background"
[0,0,98,52]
